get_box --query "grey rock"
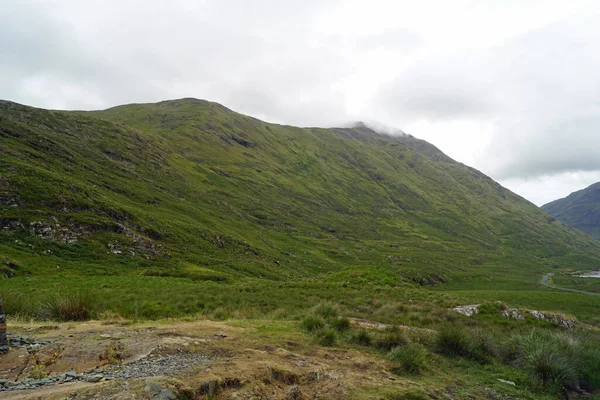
[145,381,163,395]
[85,374,104,383]
[155,389,176,400]
[65,371,77,378]
[497,378,516,386]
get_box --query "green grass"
[387,343,429,374]
[552,275,600,294]
[1,98,600,398]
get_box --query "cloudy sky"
[2,0,600,205]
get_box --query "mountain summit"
[542,182,600,240]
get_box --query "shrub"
[523,343,579,391]
[582,347,600,391]
[29,365,47,379]
[0,289,38,317]
[300,314,326,333]
[507,331,586,392]
[374,326,408,351]
[104,341,125,365]
[330,316,351,332]
[469,329,498,363]
[435,326,471,357]
[352,329,373,346]
[313,303,339,319]
[387,343,428,374]
[318,328,337,346]
[40,291,96,321]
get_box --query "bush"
[352,329,373,346]
[374,326,408,351]
[0,289,38,317]
[582,347,600,391]
[523,343,579,391]
[318,328,337,346]
[300,314,326,333]
[313,303,339,319]
[469,329,498,363]
[40,291,97,321]
[387,343,428,374]
[435,326,471,357]
[330,316,351,332]
[507,331,586,392]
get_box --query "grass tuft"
[317,328,337,347]
[374,326,408,351]
[387,343,429,374]
[300,314,326,333]
[352,329,373,346]
[313,303,339,319]
[40,291,97,321]
[330,316,351,332]
[435,326,471,358]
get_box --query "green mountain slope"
[1,97,599,285]
[542,182,600,240]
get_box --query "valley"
[1,99,599,399]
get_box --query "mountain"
[542,182,600,240]
[1,98,599,284]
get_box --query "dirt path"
[540,273,600,296]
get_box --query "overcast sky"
[2,0,600,205]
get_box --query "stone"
[145,381,163,395]
[155,389,177,400]
[453,304,480,317]
[497,379,516,386]
[65,371,78,378]
[86,374,104,383]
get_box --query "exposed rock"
[155,389,177,400]
[85,374,104,382]
[8,334,51,349]
[453,304,480,317]
[0,349,208,393]
[451,304,577,328]
[497,379,516,386]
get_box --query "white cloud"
[2,0,600,203]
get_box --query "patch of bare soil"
[1,319,412,400]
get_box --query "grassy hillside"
[543,182,600,240]
[3,98,600,399]
[1,98,599,318]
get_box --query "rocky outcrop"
[453,304,480,317]
[1,217,167,260]
[452,304,577,328]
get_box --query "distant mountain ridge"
[542,182,600,240]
